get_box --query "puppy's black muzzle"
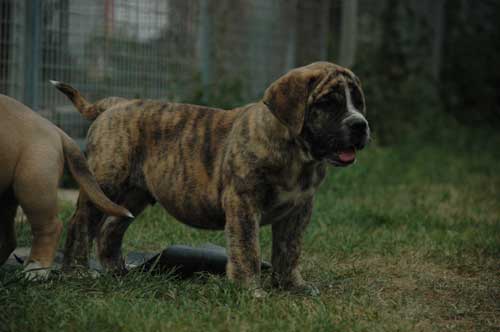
[344,117,370,150]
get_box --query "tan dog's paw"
[23,262,51,281]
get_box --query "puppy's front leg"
[223,193,262,290]
[271,199,317,294]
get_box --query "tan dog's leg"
[23,213,62,280]
[96,189,151,273]
[271,200,318,294]
[0,191,18,265]
[14,148,63,279]
[224,192,262,291]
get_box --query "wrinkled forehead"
[310,67,362,99]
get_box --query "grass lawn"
[1,128,499,332]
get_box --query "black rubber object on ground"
[131,243,272,278]
[5,243,272,278]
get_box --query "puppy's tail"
[50,80,101,121]
[58,129,133,219]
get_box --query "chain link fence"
[1,0,349,141]
[0,0,25,101]
[2,0,497,150]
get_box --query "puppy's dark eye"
[350,87,364,110]
[315,97,331,106]
[316,91,344,106]
[334,91,345,103]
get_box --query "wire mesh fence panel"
[0,0,25,101]
[196,0,337,105]
[0,0,343,140]
[37,0,201,139]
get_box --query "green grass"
[1,127,499,332]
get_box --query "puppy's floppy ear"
[263,67,323,136]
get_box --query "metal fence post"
[285,0,298,70]
[23,0,42,110]
[338,0,358,68]
[198,0,213,103]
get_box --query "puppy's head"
[263,61,370,166]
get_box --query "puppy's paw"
[252,287,268,299]
[61,267,102,279]
[291,283,320,297]
[272,275,320,296]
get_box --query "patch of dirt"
[324,254,499,331]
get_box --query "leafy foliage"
[441,0,500,124]
[354,0,500,144]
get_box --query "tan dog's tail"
[58,130,133,218]
[50,80,101,120]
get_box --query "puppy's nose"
[346,117,368,138]
[345,117,369,150]
[349,119,368,135]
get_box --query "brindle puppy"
[52,62,370,293]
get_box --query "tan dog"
[0,94,132,279]
[54,62,369,293]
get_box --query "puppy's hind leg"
[0,190,19,266]
[63,193,105,272]
[96,188,153,274]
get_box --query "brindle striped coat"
[53,62,369,293]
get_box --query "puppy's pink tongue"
[338,149,356,162]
